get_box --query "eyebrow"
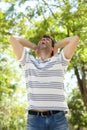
[41,37,52,41]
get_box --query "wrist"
[32,44,37,50]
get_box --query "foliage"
[67,88,87,130]
[0,0,87,129]
[0,93,27,130]
[0,46,27,129]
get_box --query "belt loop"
[37,112,39,116]
[41,112,47,117]
[50,110,53,115]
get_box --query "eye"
[46,38,51,41]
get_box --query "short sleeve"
[18,47,30,66]
[60,49,71,71]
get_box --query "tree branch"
[42,0,57,19]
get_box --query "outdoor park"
[0,0,87,130]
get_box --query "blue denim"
[26,111,69,130]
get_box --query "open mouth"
[39,41,46,46]
[41,41,46,44]
[38,41,47,49]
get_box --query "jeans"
[26,111,69,130]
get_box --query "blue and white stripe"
[19,48,70,111]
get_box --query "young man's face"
[36,37,54,57]
[38,37,52,49]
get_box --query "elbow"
[71,35,80,45]
[10,35,15,42]
[10,35,18,43]
[75,35,80,43]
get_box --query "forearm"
[10,35,37,50]
[55,36,79,49]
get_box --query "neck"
[38,52,51,61]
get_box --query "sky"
[0,0,77,12]
[0,1,37,11]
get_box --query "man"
[10,34,79,130]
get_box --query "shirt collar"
[37,57,51,63]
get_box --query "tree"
[68,88,87,130]
[0,89,27,130]
[0,0,87,129]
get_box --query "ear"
[53,47,58,55]
[51,46,53,51]
[51,47,54,51]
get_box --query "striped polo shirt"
[19,48,70,111]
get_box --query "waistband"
[28,110,63,117]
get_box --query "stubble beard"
[37,45,51,57]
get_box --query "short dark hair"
[41,35,55,48]
[41,35,55,56]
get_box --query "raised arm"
[10,35,37,60]
[54,36,79,59]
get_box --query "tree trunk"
[74,65,87,110]
[0,126,2,130]
[77,127,83,130]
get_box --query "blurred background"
[0,0,87,130]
